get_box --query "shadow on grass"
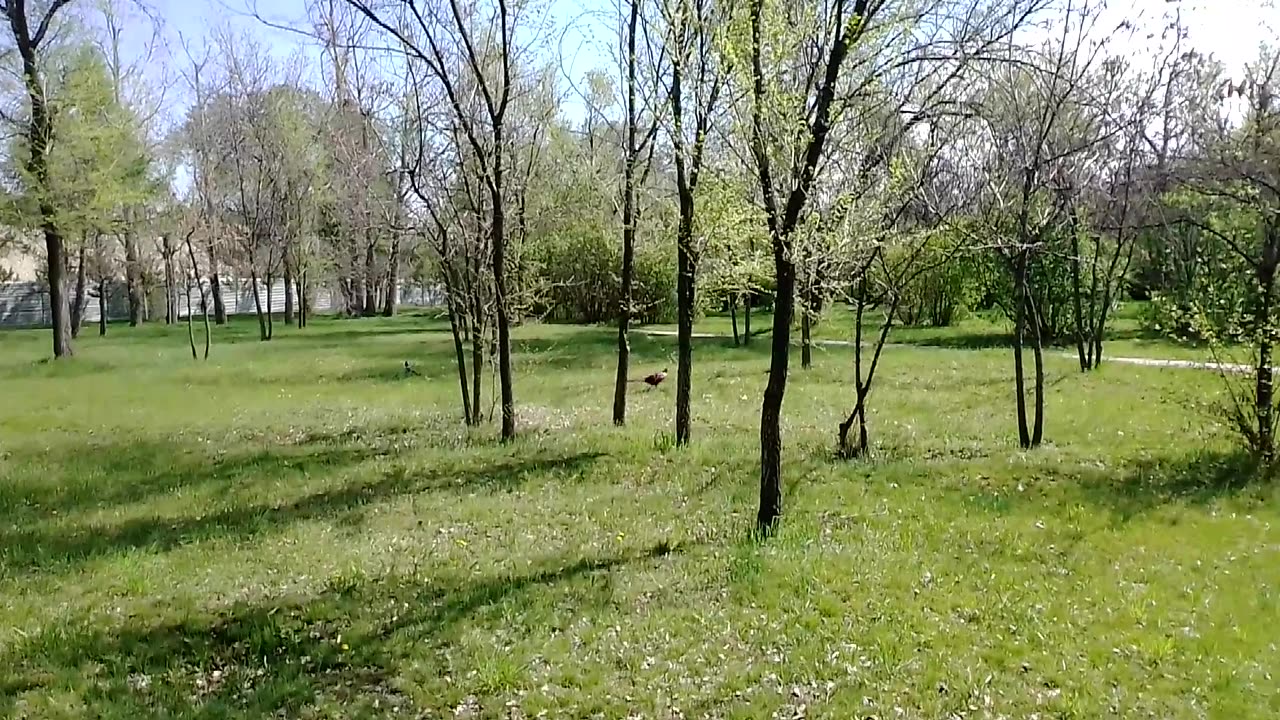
[0,448,606,577]
[1075,449,1263,523]
[0,541,681,717]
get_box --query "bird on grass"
[634,367,667,389]
[403,361,421,377]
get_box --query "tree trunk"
[98,277,107,337]
[71,242,87,338]
[1256,256,1276,464]
[1069,209,1090,372]
[363,237,377,317]
[730,294,740,346]
[1013,251,1031,449]
[382,235,399,317]
[1030,292,1046,447]
[801,309,812,369]
[186,283,197,360]
[210,269,227,324]
[295,273,306,328]
[124,224,143,326]
[744,294,751,345]
[675,207,695,446]
[265,272,275,340]
[613,200,637,426]
[492,184,516,441]
[758,252,795,535]
[613,0,641,427]
[284,253,295,325]
[163,234,177,325]
[448,293,473,425]
[250,268,268,341]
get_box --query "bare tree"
[340,0,536,442]
[658,0,724,446]
[611,0,664,426]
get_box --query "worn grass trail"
[0,312,1276,718]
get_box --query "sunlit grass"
[1,309,1276,718]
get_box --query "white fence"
[0,279,444,329]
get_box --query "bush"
[529,230,675,325]
[883,235,982,328]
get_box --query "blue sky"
[108,0,1274,130]
[115,0,610,126]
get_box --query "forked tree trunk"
[1013,251,1031,448]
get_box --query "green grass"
[655,301,1225,362]
[1,310,1277,718]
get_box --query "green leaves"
[4,44,156,238]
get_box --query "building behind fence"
[0,279,444,329]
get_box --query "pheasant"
[641,368,668,389]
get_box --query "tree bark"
[612,0,641,427]
[383,234,399,317]
[98,277,107,336]
[730,294,740,346]
[1256,253,1276,464]
[186,283,198,359]
[125,225,143,326]
[163,234,177,325]
[801,309,812,369]
[209,264,227,324]
[250,267,268,341]
[1013,251,1031,448]
[1029,291,1046,447]
[362,236,377,317]
[675,207,695,446]
[284,252,295,325]
[265,272,275,340]
[744,294,751,345]
[448,290,473,425]
[71,242,87,338]
[492,174,516,441]
[1069,207,1090,372]
[759,255,794,533]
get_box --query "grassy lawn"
[1,311,1277,718]
[653,301,1225,363]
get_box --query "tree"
[962,0,1135,448]
[341,0,527,442]
[743,0,877,534]
[2,0,80,358]
[658,0,724,446]
[611,0,663,426]
[1171,49,1280,464]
